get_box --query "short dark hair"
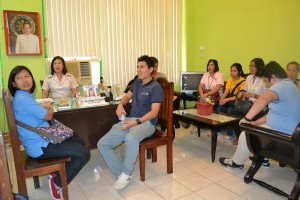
[263,61,287,80]
[231,63,244,77]
[51,56,68,75]
[23,22,31,28]
[8,66,36,97]
[206,59,219,72]
[251,58,265,77]
[287,61,300,72]
[150,56,158,64]
[137,55,155,68]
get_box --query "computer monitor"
[180,72,204,94]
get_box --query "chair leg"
[152,148,157,163]
[166,143,173,174]
[59,164,69,200]
[139,147,146,181]
[33,176,40,189]
[146,148,152,159]
[289,169,300,200]
[244,155,264,184]
[197,126,201,137]
[16,172,28,196]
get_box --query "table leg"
[211,130,217,162]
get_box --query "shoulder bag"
[16,118,73,144]
[233,90,253,114]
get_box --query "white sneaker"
[224,136,232,143]
[191,128,198,134]
[113,172,133,190]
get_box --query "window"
[44,0,181,86]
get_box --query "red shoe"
[48,173,61,200]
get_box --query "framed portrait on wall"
[3,10,42,56]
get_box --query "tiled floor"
[6,126,297,200]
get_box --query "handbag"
[16,118,73,144]
[233,90,253,114]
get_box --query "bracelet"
[244,117,252,122]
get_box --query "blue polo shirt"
[13,90,49,158]
[129,78,163,125]
[266,79,300,134]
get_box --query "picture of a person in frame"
[3,10,42,55]
[15,22,40,54]
[88,88,96,97]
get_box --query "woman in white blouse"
[42,56,78,99]
[243,58,267,103]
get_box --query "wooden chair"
[0,132,14,200]
[240,123,300,200]
[3,90,71,199]
[139,78,174,181]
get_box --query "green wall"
[0,0,46,132]
[183,0,300,79]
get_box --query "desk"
[54,101,130,149]
[173,109,239,162]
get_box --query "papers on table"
[35,98,54,104]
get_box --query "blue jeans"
[97,118,155,177]
[217,104,235,136]
[38,135,90,187]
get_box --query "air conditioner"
[65,60,92,85]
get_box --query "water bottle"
[120,111,126,128]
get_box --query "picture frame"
[82,85,99,97]
[112,84,124,101]
[3,10,42,56]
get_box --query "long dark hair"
[251,58,265,77]
[231,63,244,77]
[51,56,68,75]
[8,66,36,97]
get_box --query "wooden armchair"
[139,78,174,181]
[240,123,300,200]
[3,90,71,199]
[0,132,13,200]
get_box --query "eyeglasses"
[249,65,256,68]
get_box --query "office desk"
[173,109,239,162]
[54,101,130,149]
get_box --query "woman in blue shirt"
[8,66,90,200]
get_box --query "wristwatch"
[136,119,142,125]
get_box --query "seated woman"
[219,61,300,169]
[217,63,245,143]
[240,58,267,112]
[191,59,224,134]
[42,56,78,99]
[198,59,224,103]
[286,61,300,89]
[8,66,90,200]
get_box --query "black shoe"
[249,156,270,168]
[173,120,180,129]
[219,157,244,169]
[180,121,190,129]
[279,162,286,167]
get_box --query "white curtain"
[44,0,181,86]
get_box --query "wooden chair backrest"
[156,78,174,138]
[3,90,26,172]
[0,132,13,200]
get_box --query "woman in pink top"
[198,59,224,104]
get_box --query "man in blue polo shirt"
[98,55,163,190]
